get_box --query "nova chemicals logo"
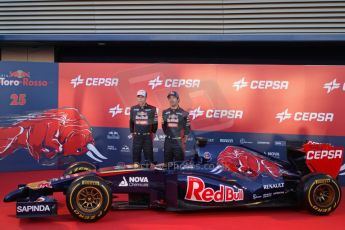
[323,79,344,93]
[118,176,149,187]
[233,77,289,91]
[276,109,334,123]
[70,74,119,88]
[118,177,128,187]
[148,75,200,90]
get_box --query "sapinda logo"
[232,77,289,91]
[275,109,334,123]
[185,176,244,202]
[323,79,345,93]
[70,75,119,88]
[148,75,200,90]
[189,106,244,120]
[17,205,51,213]
[109,104,130,117]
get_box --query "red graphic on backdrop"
[216,146,282,178]
[303,141,344,178]
[0,108,107,165]
[58,63,345,136]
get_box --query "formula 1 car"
[3,138,344,222]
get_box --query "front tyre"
[64,161,96,176]
[66,176,112,222]
[302,173,341,215]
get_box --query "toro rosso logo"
[148,75,200,90]
[0,70,48,87]
[185,176,244,202]
[232,77,288,91]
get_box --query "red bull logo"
[0,108,107,165]
[10,70,30,78]
[185,176,244,202]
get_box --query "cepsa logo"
[70,75,119,88]
[189,106,244,120]
[323,79,345,93]
[148,75,200,90]
[0,70,48,87]
[109,104,130,117]
[306,149,343,160]
[275,109,334,123]
[233,77,289,91]
[185,176,244,202]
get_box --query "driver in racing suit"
[130,90,158,164]
[162,91,191,164]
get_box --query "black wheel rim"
[312,183,335,208]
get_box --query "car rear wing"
[286,140,344,179]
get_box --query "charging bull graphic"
[0,108,107,166]
[211,146,282,178]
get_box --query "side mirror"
[195,137,208,147]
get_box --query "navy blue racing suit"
[162,106,191,164]
[129,104,158,163]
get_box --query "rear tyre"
[64,161,96,176]
[301,173,341,215]
[66,176,112,222]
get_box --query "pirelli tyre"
[64,161,96,176]
[301,173,341,215]
[66,176,112,222]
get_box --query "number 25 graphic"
[10,94,27,106]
